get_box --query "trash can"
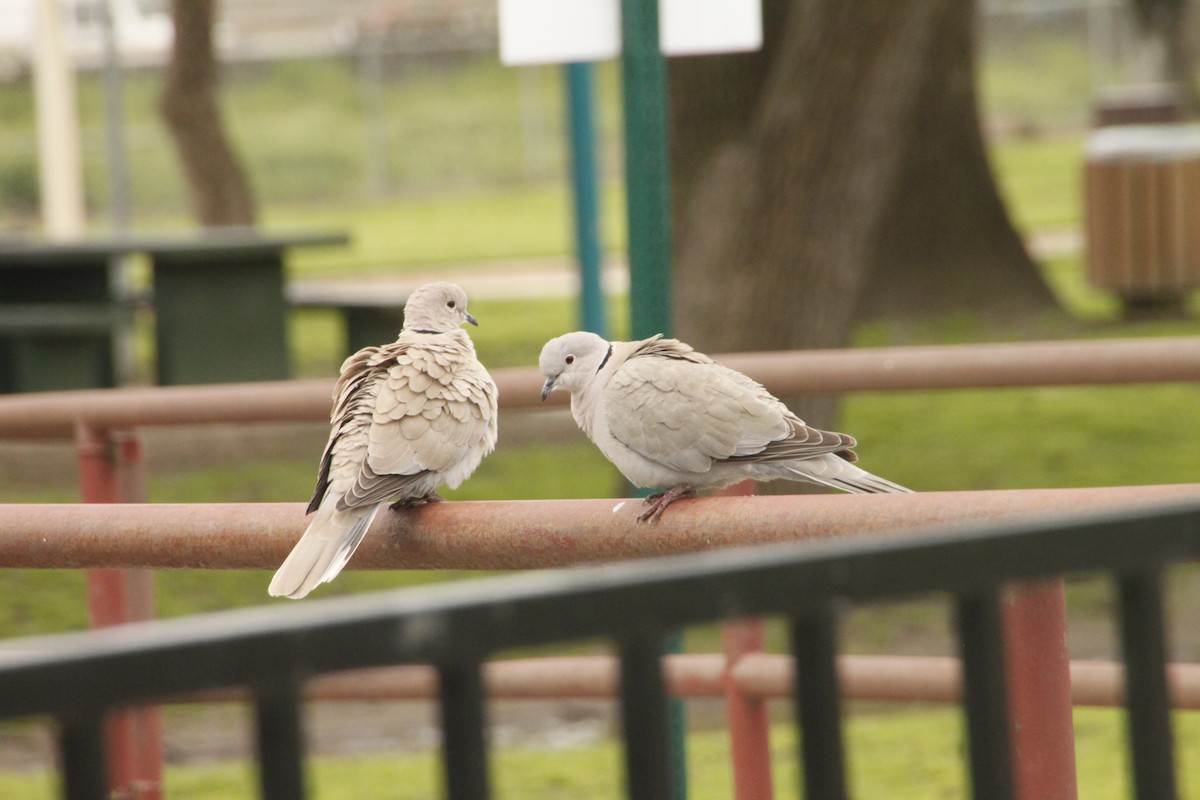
[1084,123,1200,313]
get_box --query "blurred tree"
[160,0,256,226]
[670,0,1056,425]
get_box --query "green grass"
[843,383,1200,493]
[0,55,626,229]
[268,182,629,276]
[989,134,1083,233]
[979,26,1097,133]
[265,130,1077,276]
[0,36,1097,246]
[2,707,1197,799]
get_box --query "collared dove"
[539,331,911,522]
[270,282,498,598]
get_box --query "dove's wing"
[602,355,783,473]
[603,354,855,474]
[306,345,386,513]
[337,338,496,508]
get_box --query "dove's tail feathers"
[818,471,914,494]
[268,502,382,599]
[783,457,914,495]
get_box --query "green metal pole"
[620,0,672,342]
[565,62,608,337]
[619,3,686,799]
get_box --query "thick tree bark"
[670,0,1056,425]
[857,1,1055,318]
[160,0,256,227]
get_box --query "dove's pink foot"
[637,485,696,523]
[391,492,444,510]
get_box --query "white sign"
[499,0,761,65]
[499,0,620,66]
[660,0,761,56]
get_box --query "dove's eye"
[565,355,575,365]
[447,300,456,309]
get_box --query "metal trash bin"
[1084,123,1200,313]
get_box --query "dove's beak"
[465,312,478,326]
[540,376,556,401]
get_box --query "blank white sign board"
[499,0,761,64]
[660,0,762,56]
[499,0,620,65]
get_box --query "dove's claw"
[636,485,695,523]
[391,491,444,510]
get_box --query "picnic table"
[287,280,408,356]
[0,228,348,392]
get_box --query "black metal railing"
[1,500,1198,800]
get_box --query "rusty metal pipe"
[167,654,1200,710]
[0,337,1196,440]
[720,336,1200,396]
[1,486,1198,571]
[0,378,336,441]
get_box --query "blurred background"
[0,1,1190,266]
[1,1,1199,798]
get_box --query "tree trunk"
[857,2,1055,318]
[159,0,256,227]
[670,0,1056,426]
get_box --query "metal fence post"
[439,662,491,800]
[792,605,850,800]
[957,590,1016,800]
[714,481,773,800]
[1116,570,1178,800]
[1002,580,1078,800]
[76,424,163,800]
[723,619,773,800]
[619,633,676,800]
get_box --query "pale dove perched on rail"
[270,282,498,598]
[539,331,911,522]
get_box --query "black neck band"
[596,343,613,373]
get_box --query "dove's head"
[403,282,477,334]
[539,331,610,401]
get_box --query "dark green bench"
[0,244,128,393]
[144,230,348,385]
[287,281,407,356]
[0,229,348,392]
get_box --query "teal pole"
[619,3,686,799]
[565,62,608,337]
[620,0,672,341]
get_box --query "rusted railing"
[1,335,1198,800]
[0,336,1196,439]
[162,655,1200,710]
[3,486,1200,570]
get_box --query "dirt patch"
[0,697,715,771]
